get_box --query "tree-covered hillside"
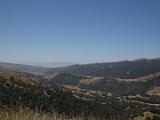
[45,58,160,79]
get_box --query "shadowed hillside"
[45,58,160,79]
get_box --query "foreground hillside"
[1,108,160,120]
[0,58,160,120]
[0,107,96,120]
[0,70,160,120]
[0,71,126,119]
[0,76,87,115]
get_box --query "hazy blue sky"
[0,0,160,63]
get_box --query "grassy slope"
[0,74,123,119]
[1,108,160,120]
[0,107,86,120]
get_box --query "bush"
[152,115,160,120]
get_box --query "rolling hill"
[0,62,50,75]
[0,58,160,119]
[45,58,160,79]
[1,58,160,80]
[1,58,160,97]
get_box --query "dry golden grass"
[80,77,104,85]
[0,107,98,120]
[115,72,160,83]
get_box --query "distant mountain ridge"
[45,58,160,79]
[0,62,50,74]
[1,58,160,78]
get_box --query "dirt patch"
[147,86,160,96]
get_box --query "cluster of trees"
[0,76,123,119]
[44,73,85,86]
[80,75,160,96]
